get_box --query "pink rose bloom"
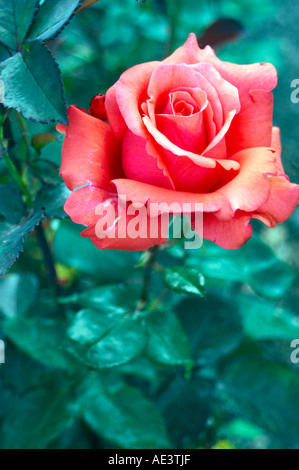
[58,33,299,250]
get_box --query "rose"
[58,33,299,250]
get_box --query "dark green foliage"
[78,376,171,449]
[0,213,43,276]
[0,41,67,123]
[217,359,299,446]
[0,0,81,123]
[0,185,26,223]
[186,236,296,300]
[0,0,298,451]
[27,0,82,42]
[145,308,192,366]
[0,0,39,50]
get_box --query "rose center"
[173,100,195,116]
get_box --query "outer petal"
[65,185,167,251]
[105,85,127,140]
[166,34,277,98]
[84,214,167,251]
[216,147,278,218]
[59,106,122,191]
[112,178,229,217]
[163,33,216,65]
[226,89,274,154]
[254,176,299,227]
[64,185,109,226]
[271,126,285,177]
[200,211,253,249]
[112,61,160,138]
[113,146,278,221]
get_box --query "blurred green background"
[0,0,299,450]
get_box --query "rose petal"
[82,203,168,251]
[112,178,229,217]
[155,110,208,155]
[89,94,107,121]
[64,185,110,226]
[216,146,277,218]
[193,62,240,117]
[105,86,127,140]
[166,34,277,98]
[65,184,167,250]
[122,129,174,189]
[199,211,253,249]
[164,33,216,65]
[202,109,236,159]
[110,61,160,139]
[165,33,277,152]
[167,90,204,115]
[147,64,223,131]
[254,176,299,227]
[271,126,285,177]
[143,115,240,171]
[161,87,216,149]
[114,147,278,221]
[226,89,274,154]
[59,106,122,191]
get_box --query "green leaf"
[217,359,299,446]
[0,0,38,50]
[145,309,192,366]
[30,159,61,185]
[163,266,205,297]
[34,183,71,219]
[186,235,295,299]
[176,294,243,366]
[27,0,82,42]
[0,346,75,449]
[67,308,127,345]
[237,294,299,341]
[0,40,67,123]
[0,212,43,276]
[0,44,10,61]
[66,283,146,369]
[0,184,26,223]
[3,316,78,371]
[0,273,38,318]
[61,283,141,312]
[158,375,213,447]
[53,221,140,282]
[80,377,170,448]
[67,313,147,369]
[48,421,95,450]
